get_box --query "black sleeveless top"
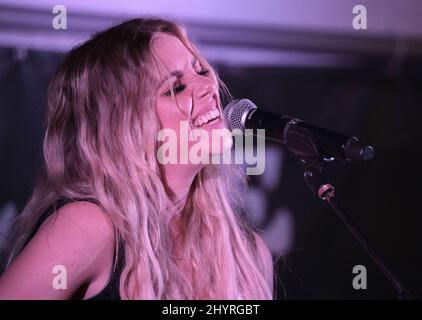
[24,197,125,300]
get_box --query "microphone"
[223,99,374,162]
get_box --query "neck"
[161,164,203,228]
[161,164,203,205]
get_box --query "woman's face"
[152,33,231,165]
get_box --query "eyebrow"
[159,58,199,87]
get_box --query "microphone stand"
[283,123,417,300]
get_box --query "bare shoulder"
[44,200,115,241]
[38,200,116,259]
[0,200,115,299]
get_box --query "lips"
[192,107,221,128]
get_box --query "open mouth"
[192,107,221,128]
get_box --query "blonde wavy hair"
[6,18,273,299]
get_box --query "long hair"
[6,18,273,299]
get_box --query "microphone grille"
[223,98,257,130]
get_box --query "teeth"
[193,108,220,127]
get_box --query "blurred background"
[1,0,421,299]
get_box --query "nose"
[192,76,218,106]
[183,75,219,121]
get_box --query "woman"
[0,18,273,299]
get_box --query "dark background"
[223,60,422,299]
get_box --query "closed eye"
[163,71,208,97]
[164,84,186,97]
[197,69,209,76]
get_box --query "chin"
[211,134,233,155]
[185,118,234,166]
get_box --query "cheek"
[156,97,192,128]
[156,103,183,130]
